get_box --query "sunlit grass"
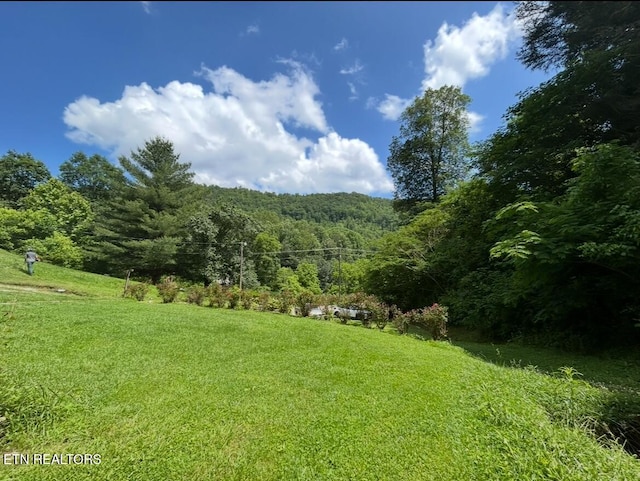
[1,291,639,481]
[0,249,154,299]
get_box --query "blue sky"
[1,1,552,198]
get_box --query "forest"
[1,1,639,351]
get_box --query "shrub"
[207,283,226,308]
[277,290,296,314]
[421,303,449,340]
[383,305,402,330]
[186,286,206,306]
[392,312,410,334]
[19,233,83,269]
[407,303,449,340]
[240,290,253,310]
[125,283,149,301]
[354,294,390,329]
[296,290,317,317]
[256,290,272,311]
[157,277,180,304]
[228,286,242,309]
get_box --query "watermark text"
[3,453,101,465]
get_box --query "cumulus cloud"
[62,62,394,196]
[376,95,411,121]
[466,111,484,134]
[421,3,521,91]
[374,3,521,130]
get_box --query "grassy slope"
[1,254,639,480]
[0,249,157,300]
[0,249,128,298]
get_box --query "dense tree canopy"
[0,150,50,208]
[516,1,640,147]
[59,151,127,203]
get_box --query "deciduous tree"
[0,150,50,208]
[387,85,471,210]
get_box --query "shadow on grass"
[447,326,640,458]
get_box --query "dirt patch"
[0,283,78,296]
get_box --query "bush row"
[125,279,448,341]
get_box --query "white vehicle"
[309,305,370,320]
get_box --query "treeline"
[0,141,398,295]
[207,186,398,233]
[369,1,640,351]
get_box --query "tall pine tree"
[93,137,199,281]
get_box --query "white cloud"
[62,62,394,196]
[245,24,260,35]
[141,1,151,14]
[334,38,348,51]
[339,59,363,75]
[374,3,521,134]
[467,111,484,134]
[375,94,411,121]
[421,3,521,91]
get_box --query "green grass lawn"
[0,249,129,298]
[1,250,640,480]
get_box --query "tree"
[94,137,198,281]
[273,267,303,294]
[329,258,368,295]
[0,207,56,251]
[59,151,126,203]
[489,143,640,349]
[253,232,282,288]
[0,150,51,208]
[516,1,640,146]
[516,1,640,72]
[295,262,322,294]
[387,85,471,210]
[181,203,260,286]
[22,178,94,240]
[364,206,450,310]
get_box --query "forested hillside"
[0,143,399,294]
[206,185,399,237]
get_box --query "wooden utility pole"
[239,241,247,290]
[123,268,134,297]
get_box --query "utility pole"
[239,241,247,290]
[338,246,342,302]
[123,268,134,297]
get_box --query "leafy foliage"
[0,150,50,208]
[488,143,640,347]
[22,178,94,241]
[387,85,471,207]
[58,151,126,203]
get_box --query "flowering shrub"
[157,277,179,303]
[412,303,449,340]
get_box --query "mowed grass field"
[1,250,640,480]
